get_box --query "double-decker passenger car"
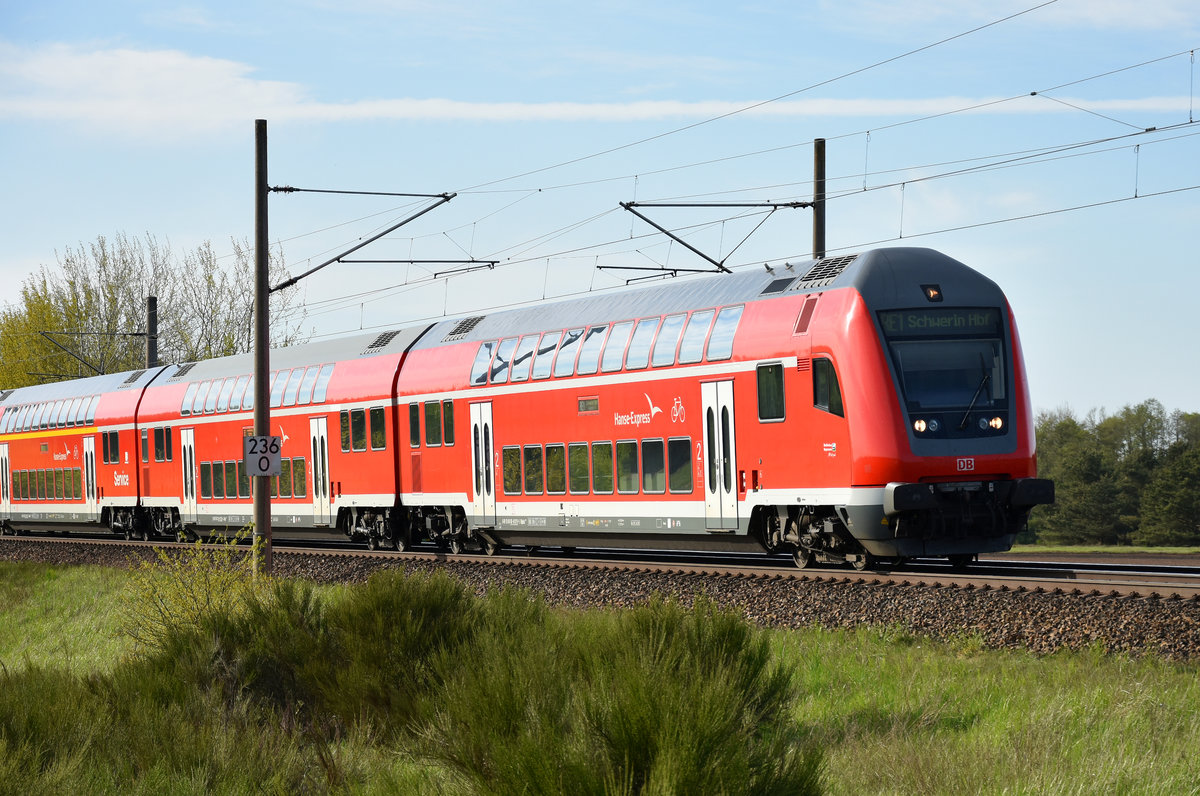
[0,247,1052,569]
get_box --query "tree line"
[1030,400,1200,546]
[0,233,307,389]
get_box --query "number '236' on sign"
[244,436,283,477]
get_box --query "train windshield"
[878,308,1007,411]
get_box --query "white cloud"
[0,42,1191,138]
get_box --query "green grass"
[2,560,1199,794]
[1007,543,1200,556]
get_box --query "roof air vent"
[442,316,486,343]
[363,329,402,354]
[795,254,858,289]
[120,370,147,386]
[171,363,198,380]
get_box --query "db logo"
[956,457,975,472]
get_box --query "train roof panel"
[0,366,171,407]
[157,326,429,384]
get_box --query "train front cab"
[842,249,1054,564]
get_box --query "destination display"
[878,307,1001,338]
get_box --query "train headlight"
[913,418,940,433]
[989,416,1004,430]
[914,419,926,433]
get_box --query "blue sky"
[1,0,1198,416]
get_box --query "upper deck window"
[600,321,633,373]
[553,328,585,378]
[489,338,519,384]
[311,364,335,403]
[624,318,659,371]
[706,305,743,361]
[651,314,687,368]
[509,336,537,382]
[575,326,608,375]
[470,342,495,387]
[531,332,561,380]
[677,309,715,365]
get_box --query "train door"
[82,436,99,523]
[702,380,738,530]
[310,417,331,526]
[0,443,9,521]
[470,402,496,526]
[179,428,197,524]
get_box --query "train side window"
[567,443,589,494]
[707,305,743,361]
[442,400,455,445]
[668,437,693,493]
[489,337,518,384]
[57,401,71,427]
[523,445,544,495]
[296,366,320,405]
[165,428,173,461]
[67,397,83,427]
[86,395,99,425]
[153,427,165,461]
[52,400,65,428]
[282,368,305,407]
[545,444,566,494]
[651,314,687,367]
[55,469,64,500]
[230,375,251,411]
[179,382,199,416]
[20,471,29,500]
[109,431,119,463]
[141,429,150,463]
[615,441,639,494]
[311,364,335,403]
[211,462,225,498]
[238,460,250,498]
[199,463,212,499]
[216,378,237,412]
[502,446,522,494]
[205,379,225,414]
[409,404,420,447]
[190,382,209,416]
[340,410,352,452]
[351,408,367,452]
[677,309,715,365]
[757,364,785,421]
[509,335,537,383]
[553,328,585,378]
[269,371,288,408]
[641,439,666,494]
[278,459,292,498]
[625,318,660,371]
[813,358,845,417]
[470,342,496,387]
[223,460,237,499]
[292,458,307,498]
[574,326,608,376]
[591,442,613,494]
[425,402,442,446]
[532,331,562,380]
[370,407,386,450]
[600,321,634,373]
[102,432,110,464]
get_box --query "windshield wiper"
[959,354,990,430]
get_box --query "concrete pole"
[253,119,273,574]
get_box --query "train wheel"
[481,538,499,556]
[367,534,379,551]
[392,532,407,553]
[450,538,463,555]
[792,547,812,569]
[850,552,874,571]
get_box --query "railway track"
[6,533,1200,600]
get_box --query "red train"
[0,247,1052,569]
